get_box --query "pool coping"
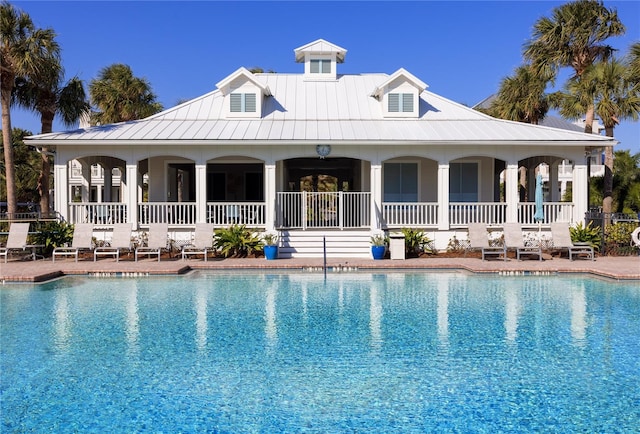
[1,255,638,283]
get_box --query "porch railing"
[69,202,128,225]
[276,192,370,229]
[518,202,574,226]
[206,202,265,227]
[138,202,197,225]
[449,202,507,226]
[383,202,438,227]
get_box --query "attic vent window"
[230,93,256,112]
[310,59,331,74]
[388,93,414,113]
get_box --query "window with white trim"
[388,93,413,112]
[384,163,418,202]
[230,93,256,113]
[450,162,478,202]
[310,59,331,74]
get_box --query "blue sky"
[10,0,640,154]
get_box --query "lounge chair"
[53,223,94,262]
[182,223,214,261]
[135,223,169,262]
[94,223,132,261]
[0,223,32,262]
[503,222,542,261]
[550,222,595,261]
[467,223,507,261]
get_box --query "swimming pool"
[1,271,639,432]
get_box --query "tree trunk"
[583,104,595,134]
[1,74,17,217]
[602,126,615,218]
[38,111,55,216]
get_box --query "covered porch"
[57,149,587,244]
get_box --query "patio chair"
[53,223,94,262]
[0,222,31,262]
[135,223,169,262]
[94,223,132,262]
[503,222,542,261]
[550,222,595,261]
[467,223,507,261]
[182,223,214,261]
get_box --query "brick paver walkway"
[1,254,638,282]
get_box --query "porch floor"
[1,255,638,282]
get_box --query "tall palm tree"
[589,59,640,215]
[524,0,625,134]
[13,60,89,215]
[1,1,59,216]
[89,63,163,125]
[488,64,551,124]
[627,42,640,84]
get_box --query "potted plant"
[262,232,279,260]
[370,233,387,260]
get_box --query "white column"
[55,161,69,221]
[437,163,450,230]
[125,163,138,229]
[195,162,207,223]
[505,162,519,223]
[572,163,588,224]
[370,162,382,230]
[265,161,277,232]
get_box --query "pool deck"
[1,254,638,282]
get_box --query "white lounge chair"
[467,223,507,261]
[94,224,132,261]
[135,223,169,262]
[0,223,31,262]
[550,222,595,261]
[503,223,542,261]
[182,223,214,261]
[53,223,94,262]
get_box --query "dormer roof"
[215,67,271,96]
[294,39,347,63]
[371,68,428,99]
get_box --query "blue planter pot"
[371,245,385,260]
[264,245,278,260]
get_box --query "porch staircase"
[278,230,372,258]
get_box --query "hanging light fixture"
[316,144,331,159]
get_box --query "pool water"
[1,272,639,432]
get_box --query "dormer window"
[294,39,346,81]
[230,93,256,113]
[371,68,428,119]
[215,67,271,119]
[388,93,414,113]
[310,59,331,74]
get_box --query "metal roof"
[28,72,616,146]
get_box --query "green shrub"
[32,221,75,256]
[569,221,602,251]
[213,224,262,258]
[401,228,433,257]
[604,222,638,256]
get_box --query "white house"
[26,39,616,257]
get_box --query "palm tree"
[13,56,89,215]
[589,59,640,215]
[524,0,625,134]
[612,150,640,213]
[1,1,59,217]
[89,63,163,124]
[488,64,551,124]
[628,42,640,84]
